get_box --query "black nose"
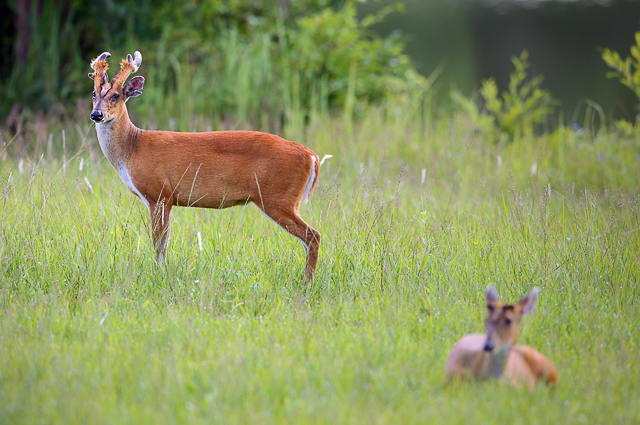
[90,111,104,122]
[483,341,495,352]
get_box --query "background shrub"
[0,0,425,128]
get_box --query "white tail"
[445,287,557,391]
[88,51,321,283]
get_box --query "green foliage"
[1,1,80,114]
[289,2,422,107]
[453,51,555,142]
[601,31,640,112]
[0,0,157,117]
[0,0,424,128]
[143,0,424,125]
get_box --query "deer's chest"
[95,123,149,209]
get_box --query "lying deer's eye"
[92,91,96,98]
[111,94,120,102]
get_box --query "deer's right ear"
[486,286,499,304]
[124,76,145,100]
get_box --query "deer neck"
[486,343,512,379]
[95,109,140,169]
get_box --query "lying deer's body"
[445,287,557,391]
[89,51,320,282]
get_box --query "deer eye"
[111,93,120,102]
[504,318,512,326]
[92,91,96,98]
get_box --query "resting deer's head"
[88,51,145,123]
[483,286,539,353]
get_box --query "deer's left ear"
[124,76,145,100]
[517,287,539,317]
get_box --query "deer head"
[483,286,539,353]
[88,51,145,123]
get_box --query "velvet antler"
[88,52,111,93]
[111,51,142,90]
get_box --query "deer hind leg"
[258,205,321,284]
[149,198,173,261]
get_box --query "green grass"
[1,105,639,424]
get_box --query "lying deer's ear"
[486,286,499,304]
[518,287,539,317]
[124,76,145,100]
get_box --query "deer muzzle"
[90,110,104,122]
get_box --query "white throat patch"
[95,121,149,209]
[489,343,513,379]
[95,121,115,161]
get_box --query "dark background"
[1,0,639,122]
[361,0,640,121]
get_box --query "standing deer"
[88,51,321,283]
[445,287,558,391]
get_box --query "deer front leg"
[149,199,173,261]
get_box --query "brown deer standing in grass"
[445,287,558,391]
[88,51,321,283]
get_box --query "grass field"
[1,105,639,424]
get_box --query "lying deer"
[88,51,321,283]
[445,287,557,391]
